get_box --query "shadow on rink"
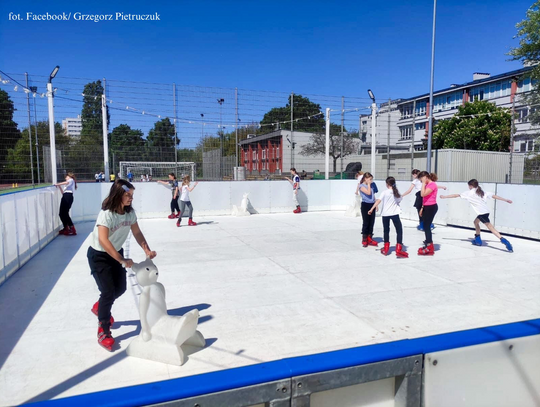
[22,302,217,404]
[0,222,94,371]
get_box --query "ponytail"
[417,171,438,182]
[468,179,484,198]
[386,176,401,198]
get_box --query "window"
[415,122,426,131]
[517,108,529,123]
[262,149,266,159]
[400,125,413,140]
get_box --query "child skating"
[55,172,77,236]
[417,171,439,255]
[402,169,424,230]
[157,173,180,219]
[368,177,408,258]
[88,179,157,351]
[177,175,199,227]
[285,168,301,213]
[356,172,379,247]
[440,179,513,252]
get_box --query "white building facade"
[62,115,82,138]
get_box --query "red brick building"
[239,130,284,175]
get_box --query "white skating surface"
[1,212,539,405]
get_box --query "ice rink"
[1,211,539,406]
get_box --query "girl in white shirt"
[402,169,423,229]
[88,179,157,351]
[368,177,408,258]
[55,172,77,236]
[177,175,199,227]
[440,179,513,252]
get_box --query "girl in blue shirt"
[355,172,379,247]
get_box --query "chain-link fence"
[0,71,537,193]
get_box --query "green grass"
[0,184,51,195]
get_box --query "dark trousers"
[382,215,403,244]
[59,193,74,228]
[170,197,180,213]
[422,204,438,244]
[361,202,376,236]
[88,247,127,323]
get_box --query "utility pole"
[173,83,178,171]
[31,86,40,184]
[217,98,224,179]
[102,78,109,181]
[325,108,330,179]
[25,73,35,186]
[235,88,239,169]
[341,96,344,179]
[386,98,391,178]
[411,100,416,175]
[426,0,437,172]
[368,89,377,177]
[509,87,516,183]
[290,92,294,168]
[47,66,59,185]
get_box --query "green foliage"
[433,100,512,151]
[260,94,324,133]
[80,80,109,140]
[0,89,21,179]
[5,121,68,181]
[509,1,540,126]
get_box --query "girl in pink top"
[417,171,438,255]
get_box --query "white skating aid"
[232,192,251,216]
[126,259,205,365]
[345,194,362,217]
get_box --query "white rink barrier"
[0,187,62,285]
[1,180,539,285]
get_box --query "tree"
[0,89,21,180]
[432,100,511,151]
[509,1,540,126]
[109,124,146,172]
[300,123,359,172]
[5,121,69,182]
[146,118,177,161]
[80,80,109,141]
[260,95,324,134]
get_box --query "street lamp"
[217,98,224,179]
[200,113,204,139]
[47,65,59,184]
[368,89,377,177]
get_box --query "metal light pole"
[426,0,437,172]
[47,65,59,185]
[411,100,416,175]
[30,86,40,184]
[509,85,516,183]
[173,83,178,170]
[368,89,377,177]
[325,108,330,179]
[290,92,294,168]
[217,98,224,179]
[386,98,391,177]
[102,79,109,181]
[341,96,344,179]
[235,88,239,168]
[25,73,35,186]
[200,113,204,139]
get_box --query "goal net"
[119,161,196,181]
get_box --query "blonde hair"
[182,175,191,186]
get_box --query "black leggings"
[88,247,127,323]
[361,202,376,236]
[59,193,74,228]
[422,204,438,244]
[414,192,423,222]
[170,197,180,213]
[382,215,403,244]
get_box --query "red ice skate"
[418,242,435,256]
[362,235,368,248]
[395,243,409,258]
[59,227,68,235]
[367,236,379,247]
[97,322,115,352]
[91,301,114,326]
[381,242,390,256]
[66,226,77,236]
[188,219,197,226]
[167,213,176,219]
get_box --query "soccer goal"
[119,161,196,181]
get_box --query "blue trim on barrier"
[26,318,540,407]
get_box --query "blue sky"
[0,0,533,100]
